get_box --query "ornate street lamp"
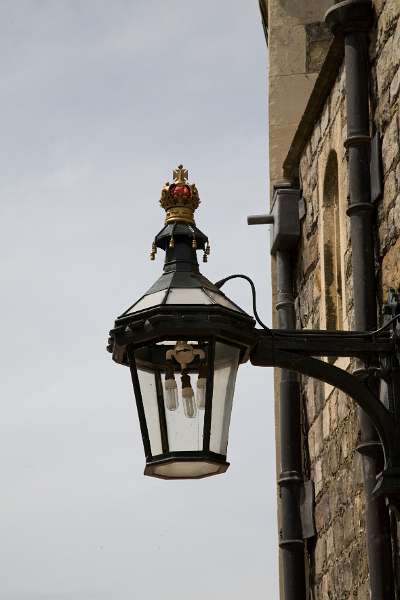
[107,166,256,479]
[107,166,400,509]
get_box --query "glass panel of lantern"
[134,340,209,456]
[132,339,241,475]
[209,342,241,455]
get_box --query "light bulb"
[196,377,206,409]
[182,385,197,418]
[164,377,179,411]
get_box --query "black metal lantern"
[107,166,256,479]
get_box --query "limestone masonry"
[265,1,400,598]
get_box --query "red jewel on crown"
[172,184,191,198]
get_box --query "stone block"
[330,391,339,431]
[381,238,400,297]
[390,65,400,101]
[354,452,365,490]
[350,545,361,582]
[382,114,399,174]
[270,0,333,30]
[328,440,339,476]
[343,506,354,547]
[343,560,353,592]
[377,36,395,95]
[313,413,323,458]
[269,24,307,77]
[322,400,331,440]
[380,194,400,252]
[315,492,330,532]
[333,518,344,553]
[376,89,393,133]
[321,101,330,136]
[308,427,316,462]
[354,493,365,536]
[338,391,351,422]
[329,476,341,518]
[315,536,326,576]
[357,579,371,600]
[315,458,323,496]
[382,169,397,212]
[326,526,334,559]
[396,160,400,190]
[322,574,330,598]
[311,119,322,156]
[330,77,342,117]
[305,378,317,425]
[377,0,399,52]
[314,378,325,415]
[269,73,318,126]
[394,13,400,54]
[305,22,332,73]
[341,429,350,460]
[298,230,319,279]
[269,122,300,185]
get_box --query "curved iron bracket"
[250,331,400,510]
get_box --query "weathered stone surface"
[382,114,399,173]
[314,458,323,496]
[390,65,400,101]
[268,0,330,188]
[315,536,326,577]
[376,0,399,53]
[381,238,400,297]
[270,1,400,597]
[322,400,330,440]
[269,24,306,77]
[315,492,330,532]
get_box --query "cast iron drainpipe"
[276,250,307,600]
[326,2,395,598]
[248,196,307,600]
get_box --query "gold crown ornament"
[160,165,200,224]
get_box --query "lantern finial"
[160,165,200,224]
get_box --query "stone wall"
[267,0,332,189]
[297,64,369,599]
[371,1,400,302]
[291,1,400,598]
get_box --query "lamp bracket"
[250,293,400,510]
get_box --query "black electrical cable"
[215,274,400,339]
[214,274,271,331]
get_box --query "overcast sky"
[0,2,277,598]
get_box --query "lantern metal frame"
[108,276,400,503]
[109,303,257,479]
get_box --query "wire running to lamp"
[215,274,400,340]
[214,274,271,331]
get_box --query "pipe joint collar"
[325,0,374,35]
[346,202,374,216]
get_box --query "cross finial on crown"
[173,165,188,184]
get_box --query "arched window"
[322,151,343,332]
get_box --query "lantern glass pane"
[136,368,163,456]
[162,371,205,452]
[203,289,242,312]
[135,340,210,457]
[210,342,240,455]
[166,288,211,304]
[128,290,166,313]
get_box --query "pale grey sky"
[0,1,277,598]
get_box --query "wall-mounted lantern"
[107,166,256,479]
[107,166,400,512]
